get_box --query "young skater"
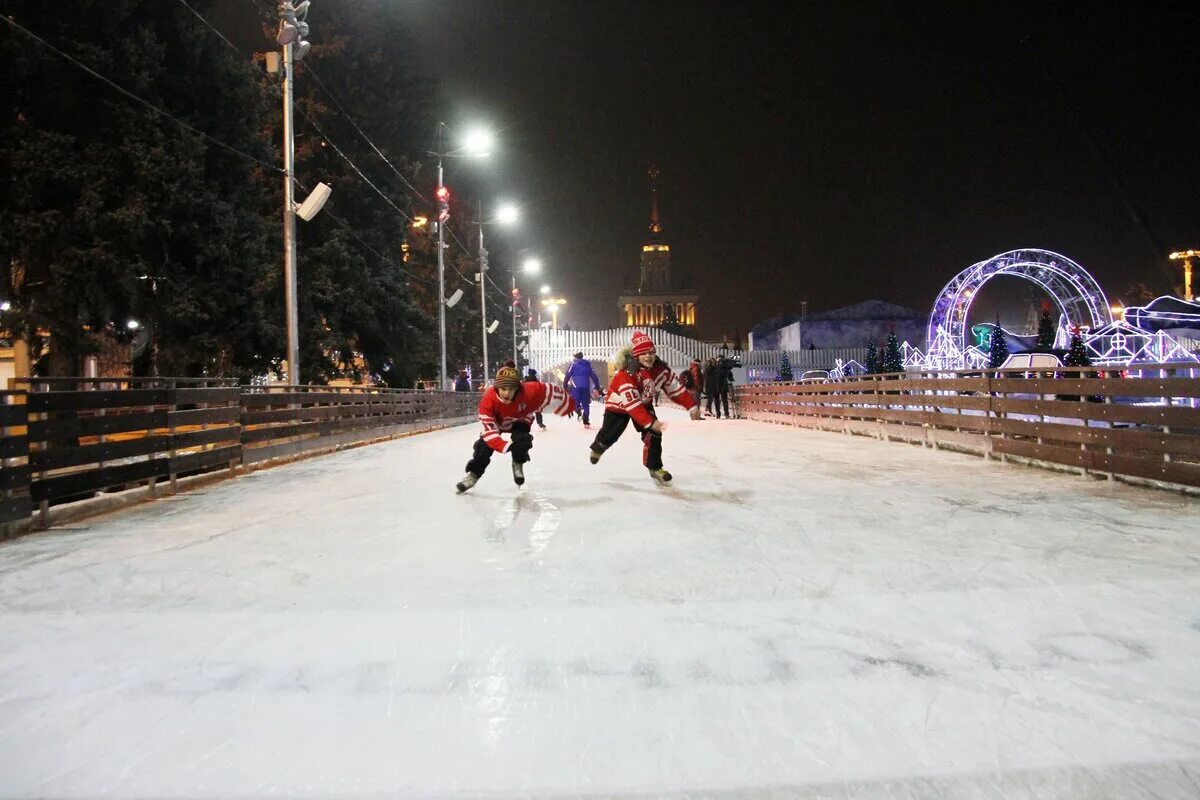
[563,351,602,428]
[456,361,575,493]
[588,331,700,485]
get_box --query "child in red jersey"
[588,331,700,485]
[457,361,576,493]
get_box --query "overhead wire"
[1,13,284,177]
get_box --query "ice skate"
[649,467,672,486]
[583,421,591,429]
[456,473,479,494]
[512,461,525,486]
[589,448,603,465]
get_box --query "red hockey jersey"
[478,382,575,453]
[603,359,696,427]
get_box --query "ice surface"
[1,407,1199,798]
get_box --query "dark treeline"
[0,0,489,384]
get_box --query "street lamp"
[509,258,541,365]
[430,123,494,390]
[1169,250,1197,302]
[475,201,519,383]
[541,296,567,330]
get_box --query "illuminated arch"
[926,249,1112,364]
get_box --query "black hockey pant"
[590,409,663,470]
[466,421,531,477]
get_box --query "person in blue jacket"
[562,351,601,427]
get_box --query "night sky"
[233,1,1200,340]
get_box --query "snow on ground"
[1,405,1199,798]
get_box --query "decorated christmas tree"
[1034,302,1056,351]
[777,352,793,381]
[1060,326,1095,401]
[988,315,1010,369]
[864,341,879,374]
[881,330,903,373]
[1064,327,1091,367]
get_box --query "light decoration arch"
[925,249,1113,368]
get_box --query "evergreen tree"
[1064,327,1092,367]
[776,352,793,381]
[864,341,879,374]
[1034,303,1056,351]
[988,316,1010,369]
[1,0,279,377]
[881,330,903,373]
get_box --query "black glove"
[509,430,534,459]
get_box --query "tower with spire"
[617,167,699,330]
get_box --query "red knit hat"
[631,330,656,356]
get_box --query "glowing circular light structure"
[925,249,1112,367]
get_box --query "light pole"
[474,202,519,384]
[430,125,493,390]
[275,1,316,384]
[513,258,541,365]
[542,297,567,330]
[1169,250,1197,302]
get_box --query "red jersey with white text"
[603,359,695,427]
[478,382,575,453]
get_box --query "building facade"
[617,168,699,328]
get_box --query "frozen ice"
[1,407,1199,798]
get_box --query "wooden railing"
[0,380,479,535]
[736,364,1200,490]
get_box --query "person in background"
[685,357,703,411]
[454,371,471,392]
[524,367,547,430]
[717,355,734,419]
[704,357,721,418]
[562,351,602,428]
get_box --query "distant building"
[750,300,926,350]
[617,167,699,328]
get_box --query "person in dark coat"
[704,357,722,417]
[524,368,547,430]
[454,371,471,392]
[717,356,734,419]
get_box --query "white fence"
[527,327,868,380]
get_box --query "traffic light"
[511,287,521,307]
[436,185,450,223]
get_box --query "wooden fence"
[736,364,1200,490]
[0,379,478,535]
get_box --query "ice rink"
[2,405,1199,798]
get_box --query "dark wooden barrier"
[0,391,31,534]
[240,385,477,465]
[12,377,242,526]
[737,363,1200,490]
[0,380,478,533]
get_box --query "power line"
[1,13,284,177]
[303,63,429,204]
[177,0,241,54]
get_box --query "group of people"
[455,331,702,494]
[679,354,735,419]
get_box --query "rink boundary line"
[21,416,475,534]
